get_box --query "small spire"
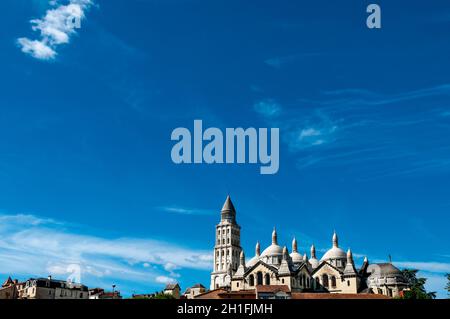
[282,246,288,260]
[272,227,278,245]
[310,244,316,259]
[347,248,353,263]
[332,231,338,248]
[255,241,260,256]
[303,253,308,262]
[292,237,298,252]
[364,256,368,263]
[240,250,245,266]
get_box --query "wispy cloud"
[253,99,282,118]
[254,84,450,178]
[17,0,93,60]
[157,206,214,216]
[393,261,450,273]
[0,213,212,294]
[320,84,450,106]
[264,52,325,69]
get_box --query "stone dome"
[309,257,319,269]
[320,246,347,261]
[261,228,283,257]
[290,251,303,263]
[321,231,347,261]
[367,263,402,277]
[246,255,259,268]
[261,244,283,257]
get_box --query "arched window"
[265,273,270,285]
[315,277,320,289]
[249,275,255,287]
[306,277,310,288]
[299,275,303,286]
[331,276,337,288]
[322,274,329,288]
[257,272,263,285]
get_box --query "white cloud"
[164,262,179,272]
[393,261,450,273]
[16,38,56,60]
[157,206,214,216]
[254,100,282,118]
[0,213,212,289]
[17,0,93,60]
[155,275,177,285]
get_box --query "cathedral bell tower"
[210,195,242,290]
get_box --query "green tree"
[401,269,436,299]
[446,273,450,298]
[152,292,175,299]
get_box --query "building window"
[331,276,336,288]
[347,280,350,286]
[249,275,255,287]
[322,274,329,288]
[281,279,285,284]
[257,272,263,285]
[265,274,270,285]
[237,282,239,288]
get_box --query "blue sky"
[0,0,449,297]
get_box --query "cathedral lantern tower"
[210,195,242,290]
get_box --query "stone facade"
[21,276,88,299]
[210,196,408,298]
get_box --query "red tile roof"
[256,285,290,293]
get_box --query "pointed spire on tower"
[221,195,235,212]
[303,253,308,262]
[220,195,236,223]
[332,230,338,248]
[255,241,261,256]
[292,237,298,253]
[272,227,278,245]
[364,256,368,263]
[310,244,316,259]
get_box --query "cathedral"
[210,196,408,298]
